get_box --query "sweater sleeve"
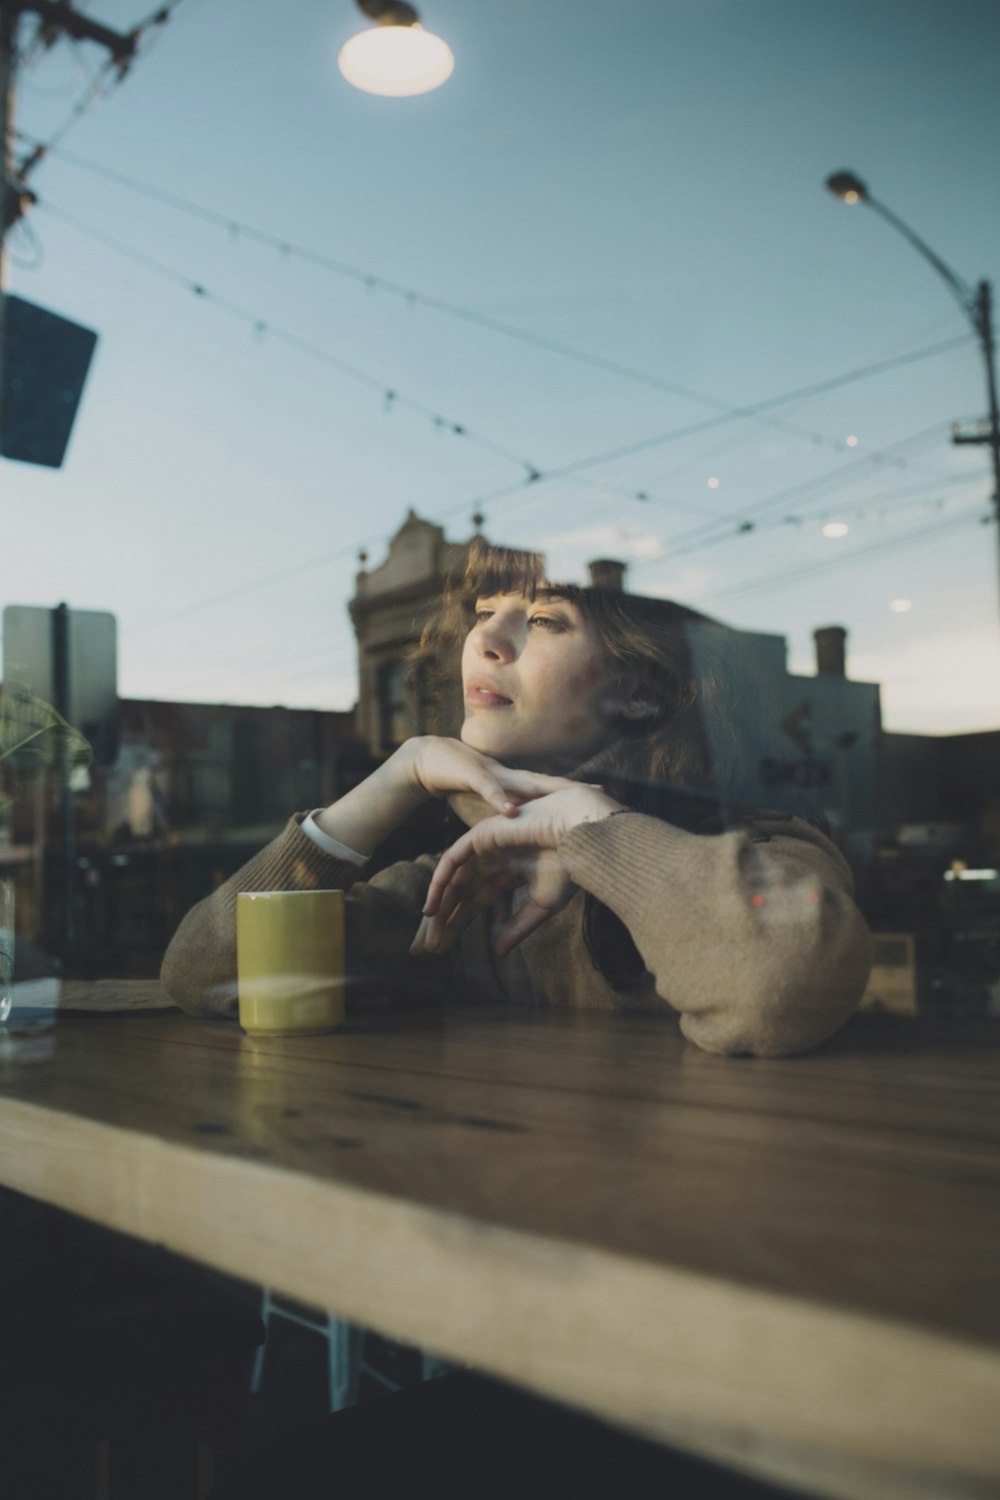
[160,814,446,1019]
[556,811,873,1058]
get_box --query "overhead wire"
[530,455,980,568]
[13,0,199,178]
[175,481,991,696]
[622,421,969,567]
[14,131,966,471]
[34,198,544,477]
[132,402,977,640]
[699,501,992,607]
[22,176,979,631]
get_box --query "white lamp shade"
[338,24,454,97]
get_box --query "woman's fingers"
[475,774,521,816]
[423,829,481,915]
[409,914,432,956]
[494,767,578,801]
[493,899,555,958]
[473,767,574,816]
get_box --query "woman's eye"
[474,609,494,623]
[528,615,561,630]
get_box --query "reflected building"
[1,508,997,1001]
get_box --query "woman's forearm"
[313,743,426,857]
[556,811,872,1057]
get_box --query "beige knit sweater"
[160,808,872,1058]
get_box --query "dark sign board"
[2,604,119,767]
[1,296,98,468]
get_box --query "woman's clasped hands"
[401,738,625,960]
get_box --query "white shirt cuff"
[301,811,368,865]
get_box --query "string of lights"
[31,196,978,634]
[495,424,953,545]
[422,343,975,556]
[676,475,987,563]
[530,463,982,573]
[29,171,977,537]
[15,131,969,473]
[699,502,991,607]
[621,422,967,567]
[35,198,544,477]
[169,488,991,700]
[518,337,971,491]
[39,191,975,562]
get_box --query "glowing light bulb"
[822,522,849,539]
[338,23,454,97]
[845,434,859,447]
[707,476,720,489]
[890,598,913,613]
[844,190,860,205]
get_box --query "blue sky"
[6,0,1000,731]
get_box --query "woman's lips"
[466,685,512,707]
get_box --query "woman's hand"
[312,736,588,866]
[398,736,578,818]
[413,786,625,959]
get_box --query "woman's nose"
[476,621,515,662]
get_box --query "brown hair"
[412,538,777,987]
[414,539,769,807]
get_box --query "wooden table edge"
[2,1092,998,1500]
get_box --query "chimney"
[814,625,847,677]
[588,558,627,592]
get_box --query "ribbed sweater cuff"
[557,810,708,927]
[218,814,372,915]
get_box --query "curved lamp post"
[826,170,1000,600]
[338,0,454,97]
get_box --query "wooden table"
[0,982,998,1500]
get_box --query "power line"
[29,172,974,531]
[170,487,991,695]
[420,342,975,551]
[552,467,981,582]
[45,190,968,547]
[13,2,190,172]
[15,130,964,470]
[499,422,955,547]
[529,337,972,484]
[700,503,991,606]
[35,198,544,476]
[35,189,974,629]
[127,342,976,635]
[625,421,966,568]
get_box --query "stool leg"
[328,1318,362,1412]
[420,1351,459,1382]
[250,1290,272,1396]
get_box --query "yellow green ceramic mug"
[237,890,345,1036]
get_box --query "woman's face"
[460,591,628,768]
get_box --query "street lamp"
[825,170,1000,597]
[338,1,454,97]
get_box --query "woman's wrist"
[388,736,431,802]
[314,748,427,855]
[562,787,628,834]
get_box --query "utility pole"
[826,171,1000,619]
[951,279,1000,541]
[0,0,138,449]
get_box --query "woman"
[161,541,871,1057]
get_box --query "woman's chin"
[461,719,506,756]
[461,718,528,764]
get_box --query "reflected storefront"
[2,1,1000,1492]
